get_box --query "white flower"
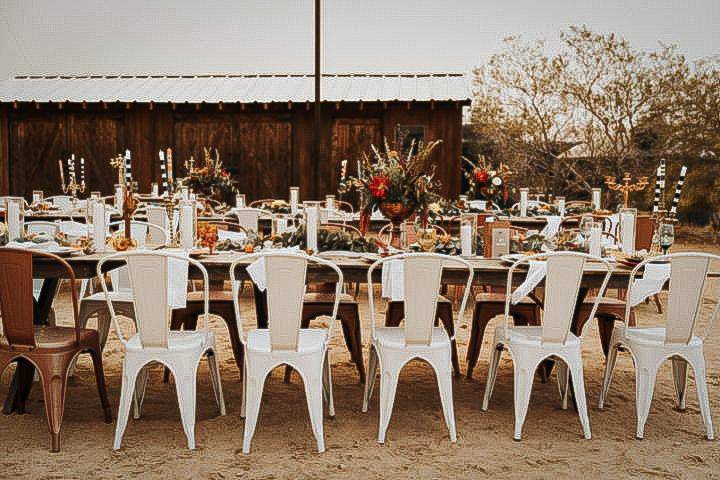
[428,202,441,214]
[492,176,503,186]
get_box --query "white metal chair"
[598,252,720,440]
[481,252,612,440]
[78,222,168,350]
[98,251,225,450]
[45,195,74,212]
[230,251,343,453]
[25,221,60,235]
[362,253,474,443]
[232,208,264,233]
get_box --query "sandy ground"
[2,244,720,479]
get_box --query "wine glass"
[659,222,675,255]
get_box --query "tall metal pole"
[314,0,321,198]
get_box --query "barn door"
[234,120,292,201]
[330,118,382,202]
[9,116,66,197]
[70,114,123,195]
[173,116,234,179]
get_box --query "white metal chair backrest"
[97,251,209,349]
[25,221,59,235]
[146,205,169,230]
[47,195,73,211]
[230,252,344,351]
[110,220,167,248]
[57,219,88,237]
[625,253,720,345]
[367,253,474,347]
[234,208,263,232]
[506,252,613,344]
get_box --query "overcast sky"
[0,0,717,79]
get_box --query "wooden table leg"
[3,278,60,415]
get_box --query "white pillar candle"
[179,203,195,250]
[589,224,602,257]
[114,184,123,211]
[461,223,473,257]
[619,209,637,254]
[92,200,107,252]
[519,188,529,217]
[305,203,319,251]
[290,187,299,214]
[325,195,335,212]
[557,196,566,217]
[592,188,602,211]
[151,183,159,196]
[7,200,21,241]
[235,194,246,208]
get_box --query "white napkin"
[469,200,487,211]
[381,259,405,301]
[246,248,302,292]
[511,260,546,304]
[218,229,247,242]
[5,240,61,252]
[628,263,671,307]
[167,251,190,309]
[540,216,562,238]
[59,222,89,237]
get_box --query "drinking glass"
[659,222,675,255]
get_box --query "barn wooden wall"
[0,101,464,201]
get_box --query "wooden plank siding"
[0,101,463,201]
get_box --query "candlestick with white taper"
[60,153,86,203]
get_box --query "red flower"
[474,168,489,185]
[221,170,230,177]
[368,175,390,199]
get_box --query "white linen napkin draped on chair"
[381,259,405,301]
[628,263,671,307]
[540,216,562,238]
[246,247,302,292]
[511,260,546,305]
[167,251,190,309]
[218,229,247,242]
[5,240,61,252]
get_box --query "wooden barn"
[0,73,470,201]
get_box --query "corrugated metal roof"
[0,73,470,103]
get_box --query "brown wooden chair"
[0,249,112,452]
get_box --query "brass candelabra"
[604,172,649,208]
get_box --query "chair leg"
[362,346,379,413]
[482,345,502,411]
[598,342,620,409]
[338,305,366,384]
[303,366,326,453]
[207,350,227,416]
[512,361,536,441]
[466,306,496,380]
[635,359,660,439]
[689,352,714,440]
[114,360,144,450]
[436,303,460,378]
[322,351,335,418]
[378,365,400,444]
[671,357,688,411]
[88,346,113,423]
[242,366,266,454]
[172,361,198,449]
[653,294,663,314]
[133,366,150,420]
[37,356,72,452]
[568,357,591,439]
[556,360,570,411]
[435,356,457,442]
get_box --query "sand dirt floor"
[2,244,720,479]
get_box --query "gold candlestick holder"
[604,172,649,208]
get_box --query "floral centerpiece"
[463,155,513,207]
[339,138,442,245]
[179,147,237,203]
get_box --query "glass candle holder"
[460,213,478,257]
[32,190,44,205]
[235,194,246,209]
[290,187,300,214]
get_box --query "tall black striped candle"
[159,150,168,195]
[124,149,132,186]
[669,165,687,216]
